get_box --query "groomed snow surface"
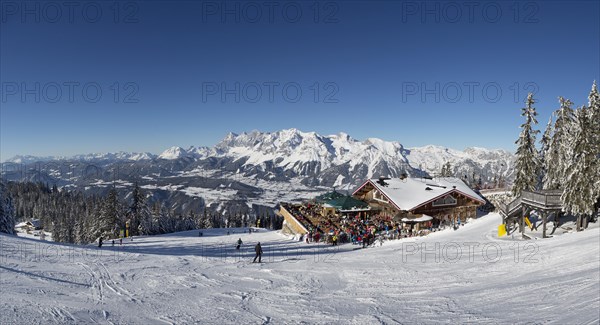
[1,213,599,324]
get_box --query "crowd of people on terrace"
[282,203,321,229]
[283,202,461,247]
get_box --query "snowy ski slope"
[1,213,598,324]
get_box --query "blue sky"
[1,0,599,160]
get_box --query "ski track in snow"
[1,213,599,324]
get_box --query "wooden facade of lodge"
[352,177,485,225]
[409,193,480,222]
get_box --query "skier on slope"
[236,238,243,250]
[253,242,263,263]
[98,236,103,248]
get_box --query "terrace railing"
[499,196,522,218]
[499,190,564,220]
[521,190,563,209]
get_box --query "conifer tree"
[586,81,600,206]
[540,116,553,160]
[512,93,540,196]
[0,182,16,234]
[562,105,597,220]
[544,97,575,190]
[539,116,554,188]
[129,183,150,236]
[202,210,213,229]
[97,187,123,239]
[440,162,452,177]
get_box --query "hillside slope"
[1,213,598,324]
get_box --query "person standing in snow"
[236,238,243,250]
[98,236,103,248]
[253,242,263,263]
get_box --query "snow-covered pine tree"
[138,201,160,235]
[562,105,597,224]
[62,211,76,243]
[183,211,196,230]
[543,97,575,190]
[51,215,63,242]
[0,182,16,234]
[87,197,104,242]
[440,162,452,177]
[202,210,213,229]
[138,201,158,235]
[74,215,87,244]
[540,116,553,160]
[138,215,152,235]
[539,115,554,189]
[512,93,540,196]
[586,81,600,206]
[157,205,175,234]
[97,187,123,239]
[129,183,150,236]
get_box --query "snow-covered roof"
[15,219,42,229]
[15,221,28,228]
[353,177,485,211]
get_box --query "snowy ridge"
[205,129,513,182]
[158,146,190,160]
[405,145,513,179]
[5,129,513,181]
[5,152,157,163]
[208,129,411,178]
[147,129,514,182]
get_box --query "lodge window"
[432,195,457,207]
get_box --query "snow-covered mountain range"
[155,129,513,184]
[2,129,514,213]
[6,152,157,164]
